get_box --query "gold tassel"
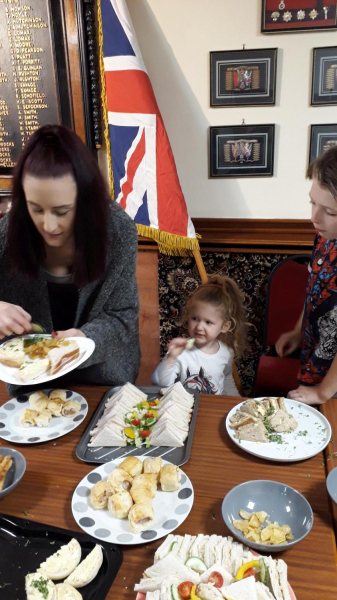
[137,224,200,256]
[97,0,114,198]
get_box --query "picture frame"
[261,0,337,33]
[309,124,337,165]
[311,46,337,106]
[209,124,275,178]
[210,48,278,107]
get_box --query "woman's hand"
[288,385,328,405]
[0,302,32,339]
[275,329,301,357]
[165,337,189,363]
[52,328,86,339]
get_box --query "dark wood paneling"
[136,249,160,385]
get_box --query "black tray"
[0,512,123,600]
[76,385,200,466]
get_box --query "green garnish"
[297,430,308,436]
[265,407,275,417]
[23,336,44,348]
[31,577,49,599]
[269,434,283,444]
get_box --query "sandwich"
[0,338,25,367]
[38,538,82,580]
[49,342,80,375]
[25,572,56,600]
[17,358,50,383]
[64,545,103,588]
[55,583,83,599]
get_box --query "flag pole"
[193,249,208,284]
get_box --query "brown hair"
[307,146,337,199]
[186,274,246,357]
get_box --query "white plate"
[0,389,88,444]
[226,397,331,462]
[72,457,194,545]
[0,336,95,385]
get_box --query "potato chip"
[232,508,293,545]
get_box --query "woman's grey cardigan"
[0,202,140,395]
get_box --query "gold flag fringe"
[97,0,114,198]
[137,224,200,256]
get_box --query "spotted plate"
[72,457,194,545]
[0,389,88,444]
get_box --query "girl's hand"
[52,328,86,339]
[288,385,328,405]
[275,329,301,357]
[0,302,32,339]
[166,337,189,363]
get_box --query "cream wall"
[125,0,337,219]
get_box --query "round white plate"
[0,389,88,444]
[226,397,331,462]
[0,336,95,385]
[72,457,194,545]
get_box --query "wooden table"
[1,384,337,600]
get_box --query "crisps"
[233,509,294,545]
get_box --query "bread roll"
[107,468,133,492]
[49,390,67,402]
[128,501,155,533]
[90,481,113,509]
[131,473,157,498]
[159,465,181,492]
[61,400,81,417]
[55,583,83,599]
[25,573,56,600]
[38,538,81,580]
[48,398,65,417]
[20,409,39,428]
[143,457,162,477]
[35,409,52,428]
[64,545,103,588]
[108,490,133,518]
[119,456,143,477]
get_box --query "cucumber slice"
[171,584,182,600]
[259,558,269,586]
[170,541,178,551]
[185,556,207,573]
[145,417,157,427]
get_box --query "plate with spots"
[72,457,194,545]
[226,397,331,462]
[0,389,88,444]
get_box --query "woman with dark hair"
[0,124,140,392]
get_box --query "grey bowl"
[326,467,337,504]
[0,447,26,500]
[222,480,313,552]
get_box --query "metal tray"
[0,512,123,600]
[76,385,200,466]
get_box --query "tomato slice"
[144,413,153,418]
[177,581,194,599]
[148,401,157,406]
[208,571,224,588]
[243,567,256,579]
[131,419,141,426]
[140,430,151,438]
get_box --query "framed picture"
[261,1,337,33]
[309,124,337,164]
[311,47,337,105]
[210,48,278,107]
[210,124,275,178]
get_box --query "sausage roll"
[20,409,39,428]
[159,465,181,491]
[90,481,113,509]
[128,501,155,533]
[34,409,52,428]
[61,400,81,417]
[131,473,157,498]
[48,398,65,417]
[130,486,153,505]
[143,457,162,477]
[119,456,143,477]
[107,467,133,493]
[29,390,49,410]
[108,490,133,518]
[49,389,67,402]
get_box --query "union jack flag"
[99,0,198,254]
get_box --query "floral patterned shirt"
[299,234,337,385]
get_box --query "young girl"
[152,274,246,396]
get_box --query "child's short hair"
[307,146,337,199]
[186,274,246,357]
